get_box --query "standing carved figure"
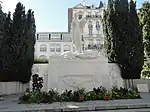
[71,12,87,53]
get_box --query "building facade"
[35,1,105,58]
[34,32,73,59]
[68,2,105,51]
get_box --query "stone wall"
[48,56,112,92]
[0,64,48,95]
[0,82,29,95]
[1,63,150,95]
[133,79,150,90]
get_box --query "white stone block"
[137,84,149,93]
[48,55,123,92]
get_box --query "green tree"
[103,0,143,79]
[19,9,36,83]
[0,4,6,68]
[0,12,15,81]
[139,2,150,59]
[9,2,27,82]
[0,4,6,37]
[138,1,150,78]
[125,0,143,79]
[0,2,36,83]
[1,12,12,68]
[11,3,36,83]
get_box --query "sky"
[1,0,149,32]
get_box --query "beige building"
[35,2,105,58]
[34,32,73,59]
[68,2,105,50]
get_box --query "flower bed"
[19,87,140,104]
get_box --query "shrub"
[34,57,48,64]
[32,74,43,92]
[19,87,140,104]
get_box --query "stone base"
[48,55,123,92]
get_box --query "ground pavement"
[0,93,150,112]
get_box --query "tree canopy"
[0,2,36,83]
[138,1,150,78]
[103,0,143,79]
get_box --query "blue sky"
[1,0,149,32]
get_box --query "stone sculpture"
[61,12,105,60]
[48,11,123,92]
[71,12,87,53]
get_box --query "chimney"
[68,8,73,32]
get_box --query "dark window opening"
[78,15,82,20]
[81,35,84,41]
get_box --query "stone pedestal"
[48,55,115,92]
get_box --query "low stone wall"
[1,63,149,95]
[133,79,150,90]
[0,82,29,95]
[0,64,49,95]
[123,79,150,90]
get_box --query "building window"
[82,44,84,51]
[88,12,91,16]
[50,44,55,52]
[97,39,100,45]
[51,34,61,40]
[78,14,83,20]
[56,44,61,52]
[64,45,71,52]
[87,12,91,17]
[40,45,47,52]
[95,12,99,17]
[96,21,100,29]
[96,21,100,35]
[96,21,99,25]
[89,29,93,35]
[88,21,93,35]
[39,34,49,40]
[88,21,92,25]
[89,39,93,45]
[81,35,84,41]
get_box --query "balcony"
[84,34,102,38]
[87,44,102,50]
[86,15,101,19]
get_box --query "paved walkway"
[0,93,150,112]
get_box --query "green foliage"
[111,87,140,99]
[138,1,150,78]
[19,87,140,104]
[32,74,43,91]
[142,61,150,78]
[0,2,36,83]
[34,57,49,63]
[103,0,143,79]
